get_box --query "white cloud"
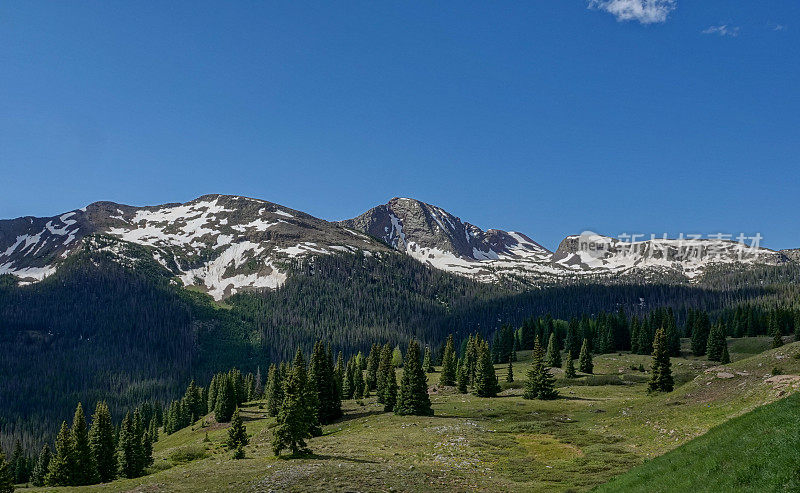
[773,24,786,32]
[588,0,677,24]
[702,25,740,37]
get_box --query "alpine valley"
[2,195,800,491]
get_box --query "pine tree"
[89,401,117,483]
[473,339,501,397]
[266,364,283,417]
[0,453,12,493]
[233,444,245,460]
[506,355,514,383]
[365,343,380,390]
[295,349,322,438]
[456,358,469,393]
[523,336,558,400]
[227,407,249,450]
[578,339,593,374]
[545,332,562,368]
[117,412,138,479]
[10,439,25,485]
[523,337,545,399]
[376,343,393,403]
[384,366,398,412]
[565,357,576,378]
[309,342,342,424]
[342,357,355,399]
[392,346,403,367]
[214,376,236,423]
[353,360,365,400]
[565,318,580,359]
[254,366,263,399]
[772,320,784,348]
[133,409,150,474]
[70,402,95,485]
[423,346,434,373]
[649,327,674,393]
[32,444,51,486]
[272,351,313,456]
[666,308,681,357]
[440,334,457,386]
[395,340,433,416]
[334,351,344,397]
[706,324,726,362]
[47,421,75,486]
[721,343,731,364]
[630,317,640,354]
[31,443,51,486]
[691,311,710,356]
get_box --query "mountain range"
[1,194,795,299]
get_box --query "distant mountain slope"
[1,194,796,299]
[339,197,552,281]
[342,199,794,284]
[0,195,389,299]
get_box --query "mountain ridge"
[1,194,795,299]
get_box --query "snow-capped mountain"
[340,199,794,283]
[339,197,552,278]
[1,194,795,299]
[0,195,389,299]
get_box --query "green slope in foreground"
[596,391,800,493]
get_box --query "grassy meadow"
[18,336,800,492]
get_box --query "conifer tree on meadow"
[706,323,727,362]
[565,357,576,378]
[384,365,398,412]
[423,346,434,373]
[0,452,12,493]
[227,407,249,451]
[546,332,562,368]
[395,340,433,416]
[272,349,314,456]
[649,327,674,393]
[71,402,96,485]
[47,421,74,486]
[392,346,403,367]
[691,311,711,356]
[456,358,469,393]
[365,343,380,390]
[214,376,236,423]
[265,364,282,417]
[630,317,640,354]
[772,319,784,348]
[578,339,593,374]
[89,401,117,483]
[334,351,345,396]
[506,355,514,383]
[32,444,51,486]
[309,341,342,424]
[523,336,558,400]
[440,334,457,386]
[376,343,393,403]
[473,339,501,397]
[721,343,731,364]
[353,361,365,400]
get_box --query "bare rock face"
[340,197,549,262]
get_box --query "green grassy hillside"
[15,338,800,492]
[595,392,800,492]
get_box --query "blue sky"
[1,1,798,250]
